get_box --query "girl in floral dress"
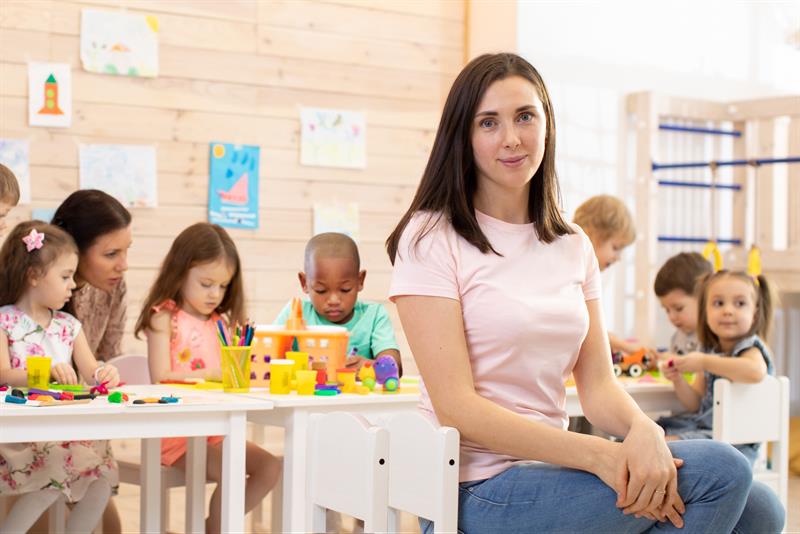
[0,221,120,533]
[134,222,280,534]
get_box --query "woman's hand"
[51,363,78,385]
[96,363,120,387]
[615,416,685,527]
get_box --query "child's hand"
[662,364,682,382]
[670,353,705,373]
[96,364,120,387]
[345,355,365,371]
[51,363,78,385]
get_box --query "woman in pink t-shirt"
[387,53,783,534]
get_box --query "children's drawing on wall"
[313,202,360,241]
[0,139,31,204]
[27,62,71,128]
[31,208,57,223]
[208,142,260,229]
[79,144,158,207]
[300,107,367,169]
[80,9,159,78]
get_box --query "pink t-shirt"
[389,210,601,482]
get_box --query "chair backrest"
[712,375,787,444]
[307,411,389,532]
[385,412,459,533]
[712,375,789,507]
[106,354,151,385]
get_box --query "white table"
[241,390,421,533]
[0,385,273,533]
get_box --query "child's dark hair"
[0,221,78,305]
[654,252,713,297]
[696,270,774,351]
[0,163,20,205]
[51,189,131,254]
[135,223,244,337]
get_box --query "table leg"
[282,409,310,533]
[185,436,207,533]
[141,438,162,533]
[220,412,246,533]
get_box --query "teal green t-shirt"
[273,300,399,360]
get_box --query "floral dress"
[151,300,224,465]
[0,305,118,502]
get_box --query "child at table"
[657,270,775,464]
[274,232,402,373]
[0,221,120,533]
[573,195,657,358]
[654,252,713,356]
[135,222,280,533]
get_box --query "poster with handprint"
[208,142,260,229]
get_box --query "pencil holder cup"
[26,356,51,389]
[221,346,252,393]
[269,359,294,394]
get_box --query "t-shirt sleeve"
[578,227,602,301]
[273,300,291,325]
[389,213,459,301]
[370,303,400,356]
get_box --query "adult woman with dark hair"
[387,53,784,533]
[52,189,132,361]
[52,189,132,534]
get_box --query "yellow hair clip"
[702,241,722,272]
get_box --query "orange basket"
[251,325,348,387]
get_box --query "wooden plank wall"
[0,0,465,370]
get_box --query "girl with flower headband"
[134,222,280,533]
[658,270,775,463]
[0,220,120,533]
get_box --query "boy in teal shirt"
[274,232,402,373]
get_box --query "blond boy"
[573,195,651,355]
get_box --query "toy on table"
[374,355,400,393]
[357,361,375,382]
[90,380,110,396]
[611,348,651,378]
[251,297,349,388]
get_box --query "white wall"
[517,0,800,344]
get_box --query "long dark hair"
[386,53,572,263]
[51,190,131,254]
[135,223,245,337]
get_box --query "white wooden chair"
[105,353,152,385]
[306,412,390,532]
[385,412,459,533]
[712,375,790,508]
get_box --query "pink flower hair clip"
[22,228,45,252]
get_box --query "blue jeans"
[421,440,784,534]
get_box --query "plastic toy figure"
[374,355,399,385]
[611,348,651,378]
